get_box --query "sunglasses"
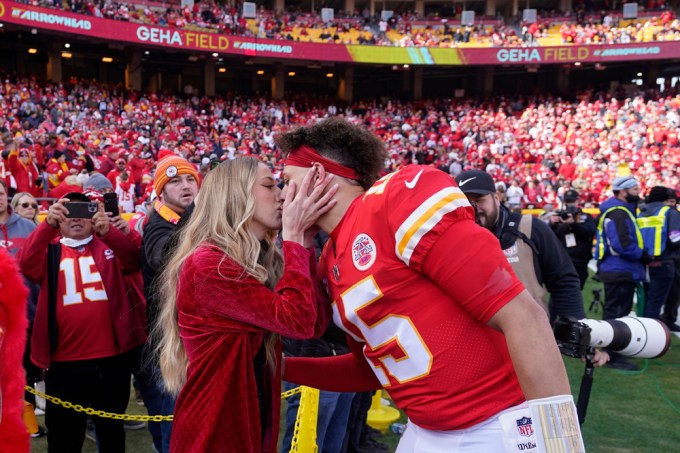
[21,202,39,209]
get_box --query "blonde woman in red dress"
[156,156,337,452]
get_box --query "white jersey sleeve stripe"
[395,187,470,266]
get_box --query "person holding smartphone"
[19,192,147,453]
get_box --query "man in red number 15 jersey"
[20,192,146,453]
[280,118,584,452]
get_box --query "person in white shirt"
[115,172,136,214]
[506,180,524,211]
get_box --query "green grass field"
[29,276,680,452]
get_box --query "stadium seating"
[13,1,680,47]
[2,75,678,210]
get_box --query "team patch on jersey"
[352,234,377,271]
[104,249,115,260]
[516,417,534,437]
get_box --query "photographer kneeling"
[548,190,597,289]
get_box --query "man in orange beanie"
[151,154,199,214]
[140,152,199,453]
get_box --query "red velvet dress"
[170,241,330,453]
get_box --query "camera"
[557,206,580,220]
[554,316,671,359]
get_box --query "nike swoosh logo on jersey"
[457,177,477,187]
[405,169,424,189]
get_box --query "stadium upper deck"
[0,0,678,99]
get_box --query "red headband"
[284,145,359,181]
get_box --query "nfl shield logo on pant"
[516,416,534,437]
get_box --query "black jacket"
[494,205,585,320]
[141,210,179,333]
[550,211,597,265]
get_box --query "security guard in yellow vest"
[595,175,649,370]
[661,191,680,335]
[637,186,680,320]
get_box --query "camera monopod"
[575,350,596,426]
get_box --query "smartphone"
[103,193,119,217]
[65,202,98,219]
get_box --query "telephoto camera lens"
[580,317,671,358]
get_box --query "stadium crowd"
[2,75,679,213]
[11,0,680,47]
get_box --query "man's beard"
[476,205,499,231]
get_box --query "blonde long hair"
[10,192,39,224]
[155,157,284,395]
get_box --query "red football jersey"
[52,244,117,362]
[320,165,525,430]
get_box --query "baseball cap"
[563,189,579,202]
[455,170,496,195]
[64,191,90,202]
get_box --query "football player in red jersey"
[279,118,584,452]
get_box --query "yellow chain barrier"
[25,385,172,422]
[25,380,322,453]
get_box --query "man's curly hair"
[276,117,386,190]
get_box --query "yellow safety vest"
[637,206,671,256]
[596,206,644,260]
